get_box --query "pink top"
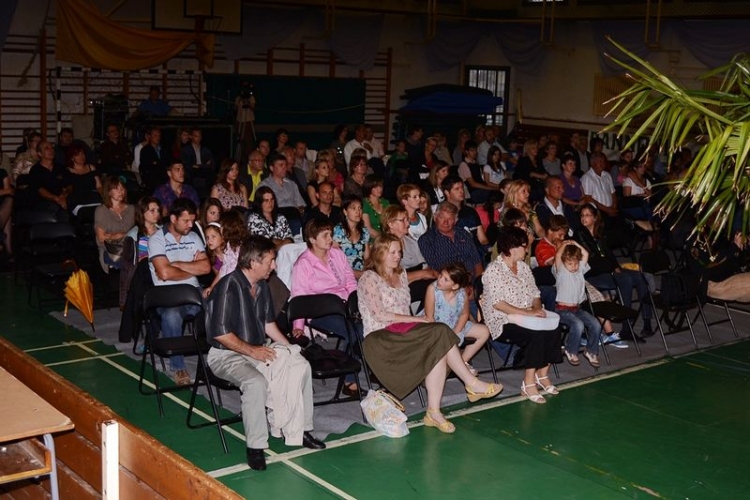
[290,247,357,329]
[218,243,240,279]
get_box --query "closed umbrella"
[64,268,94,332]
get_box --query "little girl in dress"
[423,263,490,375]
[203,210,249,298]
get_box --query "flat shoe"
[424,410,455,434]
[535,375,559,395]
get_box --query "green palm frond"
[602,37,750,241]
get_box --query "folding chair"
[24,222,78,313]
[286,293,363,407]
[138,284,207,416]
[584,287,641,365]
[638,250,710,355]
[186,310,242,453]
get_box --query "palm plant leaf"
[602,37,750,241]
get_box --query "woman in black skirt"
[482,226,563,404]
[359,235,501,434]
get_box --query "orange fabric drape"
[55,0,214,71]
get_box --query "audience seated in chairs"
[205,236,325,471]
[153,162,201,217]
[332,197,370,279]
[421,263,490,376]
[290,219,364,396]
[245,186,294,250]
[482,226,563,404]
[258,153,305,236]
[419,202,483,280]
[574,205,653,341]
[209,159,249,211]
[94,176,135,274]
[359,234,501,434]
[148,198,210,385]
[28,140,71,222]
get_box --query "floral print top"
[332,223,370,271]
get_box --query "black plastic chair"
[14,209,59,284]
[24,222,78,313]
[138,284,208,416]
[186,310,242,453]
[584,287,641,365]
[638,250,710,355]
[287,293,363,407]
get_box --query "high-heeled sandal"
[535,375,559,395]
[465,377,503,403]
[424,409,455,434]
[521,382,546,404]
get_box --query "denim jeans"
[556,307,601,355]
[156,304,201,370]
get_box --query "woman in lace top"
[359,235,501,433]
[246,186,292,249]
[210,159,249,210]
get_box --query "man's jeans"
[157,304,201,370]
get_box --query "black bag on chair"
[659,271,700,307]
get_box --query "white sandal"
[521,382,546,404]
[535,375,559,395]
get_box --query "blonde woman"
[503,179,544,238]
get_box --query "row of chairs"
[135,246,736,453]
[136,284,367,453]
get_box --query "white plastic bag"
[360,389,409,438]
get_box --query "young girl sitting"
[552,240,602,367]
[423,263,490,375]
[203,223,225,298]
[204,210,249,297]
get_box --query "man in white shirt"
[581,152,618,217]
[343,125,371,166]
[363,124,385,159]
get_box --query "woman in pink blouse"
[359,235,501,433]
[482,226,563,404]
[290,218,363,396]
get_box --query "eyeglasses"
[392,218,407,223]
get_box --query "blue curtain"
[424,20,489,72]
[0,0,18,53]
[492,24,548,76]
[670,20,750,68]
[590,20,654,76]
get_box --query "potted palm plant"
[602,37,750,241]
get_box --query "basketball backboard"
[152,0,242,34]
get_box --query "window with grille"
[464,65,510,135]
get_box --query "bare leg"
[424,357,449,425]
[461,324,489,362]
[522,368,541,397]
[445,346,495,392]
